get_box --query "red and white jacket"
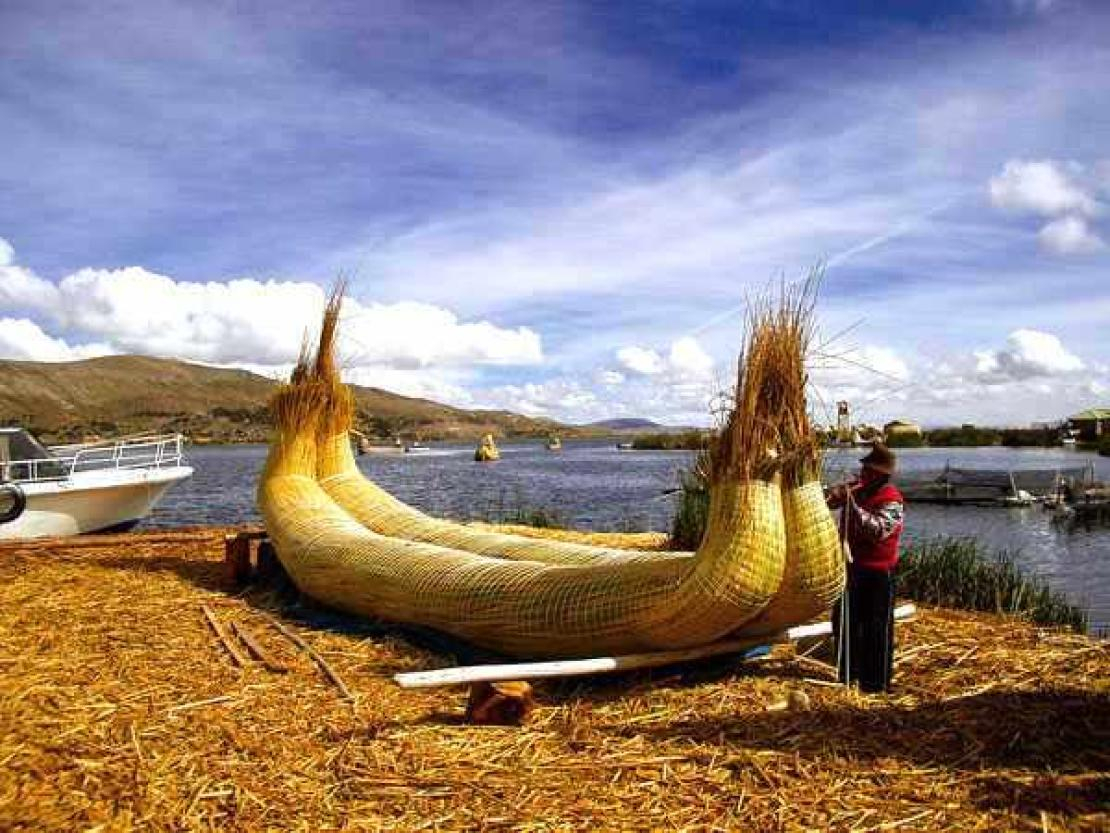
[842,482,905,572]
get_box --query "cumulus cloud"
[974,329,1083,382]
[988,159,1108,256]
[0,318,114,362]
[1037,215,1106,254]
[616,346,665,376]
[988,159,1100,217]
[0,264,59,312]
[616,336,714,379]
[0,242,542,373]
[667,337,714,377]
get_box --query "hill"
[586,418,662,431]
[586,418,699,435]
[0,355,575,444]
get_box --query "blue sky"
[1,0,1108,427]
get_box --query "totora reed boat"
[256,283,844,658]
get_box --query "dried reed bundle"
[258,303,787,657]
[740,275,845,634]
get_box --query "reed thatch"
[2,528,1106,831]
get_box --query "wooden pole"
[393,604,916,689]
[201,604,250,668]
[261,612,355,702]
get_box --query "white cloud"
[0,250,60,311]
[0,247,542,374]
[597,370,625,385]
[1037,214,1106,254]
[616,346,665,376]
[668,336,714,377]
[617,336,715,380]
[344,301,542,369]
[813,344,910,388]
[975,328,1083,382]
[343,365,475,405]
[988,159,1100,217]
[0,318,113,362]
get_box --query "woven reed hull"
[468,522,669,551]
[262,451,785,657]
[317,434,843,634]
[739,481,844,635]
[317,434,687,565]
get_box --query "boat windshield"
[0,428,64,482]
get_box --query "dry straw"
[1,528,1106,831]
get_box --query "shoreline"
[1,528,1106,830]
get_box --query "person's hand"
[826,484,848,507]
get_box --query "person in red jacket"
[827,442,904,693]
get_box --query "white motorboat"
[0,428,193,540]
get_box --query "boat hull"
[0,466,193,540]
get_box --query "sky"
[1,0,1108,428]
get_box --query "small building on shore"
[883,419,923,445]
[1068,408,1110,442]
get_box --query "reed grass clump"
[671,450,711,550]
[898,536,1088,632]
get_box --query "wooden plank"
[201,604,250,668]
[229,621,289,673]
[393,604,916,689]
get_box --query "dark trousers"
[832,565,895,693]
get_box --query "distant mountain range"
[584,418,696,434]
[0,355,574,444]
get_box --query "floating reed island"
[258,286,843,657]
[2,288,1107,830]
[1,528,1107,830]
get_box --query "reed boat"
[474,434,500,461]
[257,284,844,657]
[0,429,192,540]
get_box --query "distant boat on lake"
[475,434,500,461]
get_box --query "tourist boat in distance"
[404,441,432,454]
[355,434,404,455]
[545,436,562,452]
[616,442,635,451]
[0,428,193,540]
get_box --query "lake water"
[146,441,1110,631]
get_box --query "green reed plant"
[898,536,1088,632]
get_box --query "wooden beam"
[229,621,288,673]
[393,604,916,689]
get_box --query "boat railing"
[2,434,187,484]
